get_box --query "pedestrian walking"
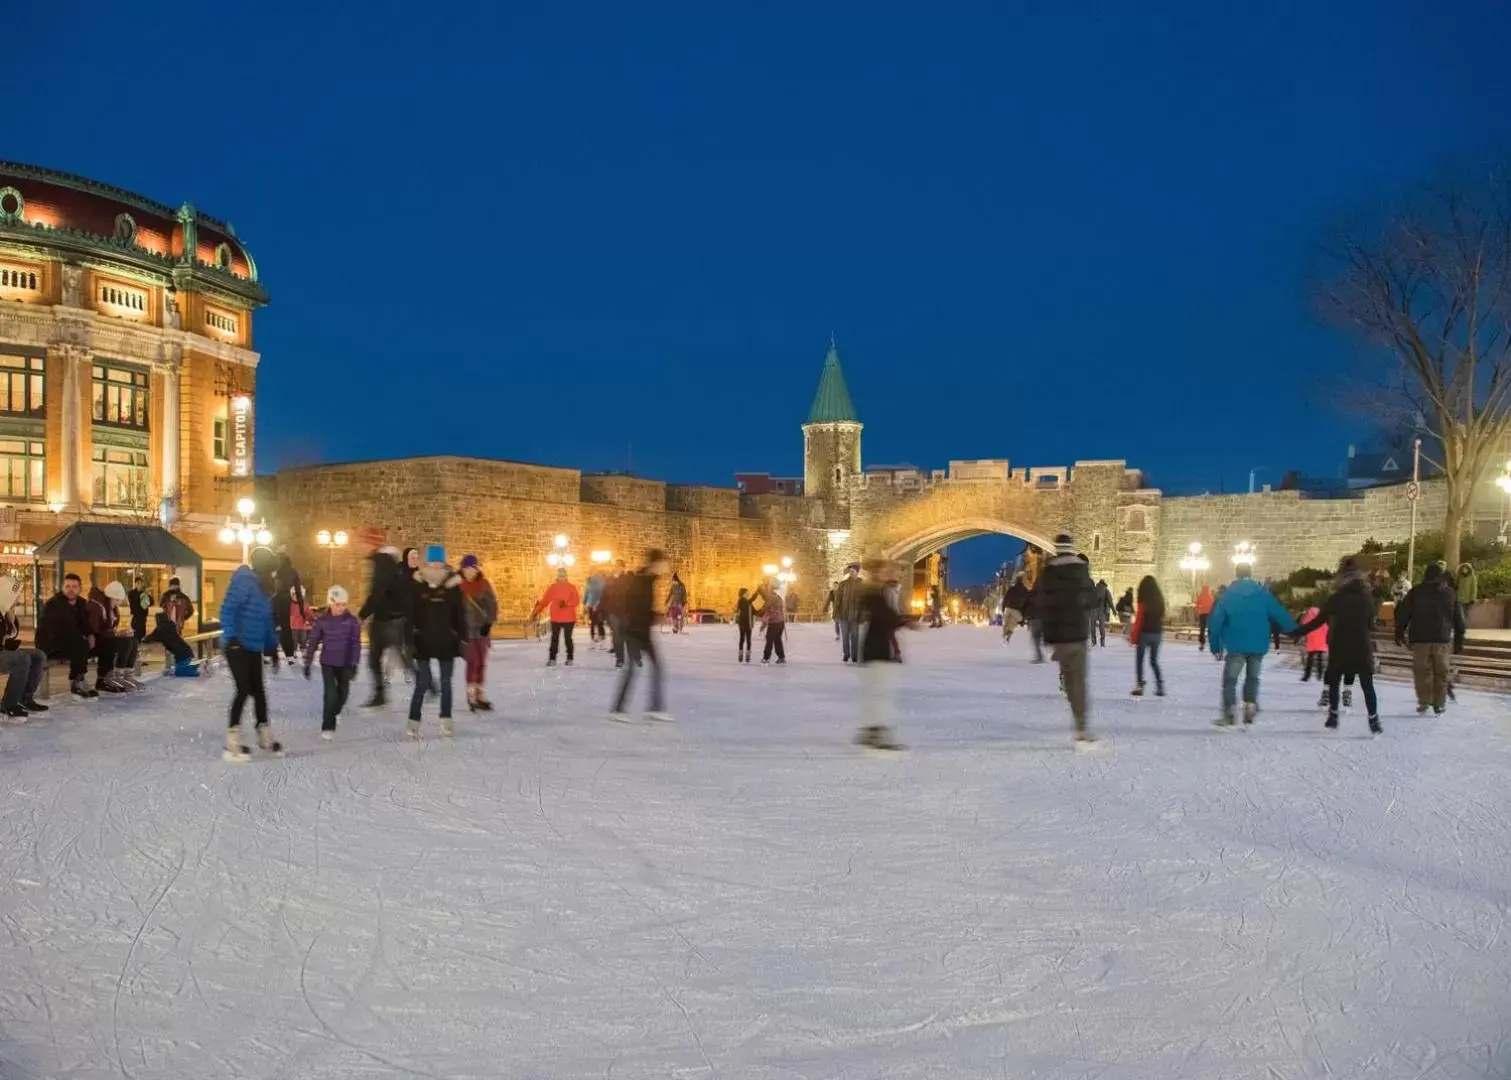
[532,568,580,666]
[734,587,755,662]
[458,555,497,710]
[220,552,282,761]
[1295,557,1383,733]
[1128,575,1165,697]
[304,585,361,737]
[1208,563,1297,727]
[610,549,671,721]
[407,545,467,739]
[357,528,410,706]
[1039,534,1098,745]
[1394,561,1464,716]
[855,558,908,751]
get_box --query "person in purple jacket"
[304,585,362,738]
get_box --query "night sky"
[10,2,1511,580]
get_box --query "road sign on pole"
[1405,481,1420,502]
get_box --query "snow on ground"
[1,625,1509,1080]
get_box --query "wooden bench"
[33,628,223,700]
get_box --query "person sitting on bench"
[0,577,46,717]
[37,573,99,699]
[145,608,200,677]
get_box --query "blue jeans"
[410,656,454,721]
[1221,652,1263,716]
[1135,632,1163,690]
[839,619,860,661]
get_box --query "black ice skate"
[855,724,903,751]
[1368,715,1383,735]
[1324,712,1339,730]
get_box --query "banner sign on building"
[230,394,253,477]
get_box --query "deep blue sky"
[10,2,1511,573]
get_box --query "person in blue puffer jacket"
[219,556,283,761]
[1208,562,1297,728]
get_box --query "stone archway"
[882,516,1060,567]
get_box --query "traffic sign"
[1405,481,1420,502]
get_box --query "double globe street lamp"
[218,497,272,566]
[316,529,349,588]
[546,534,576,570]
[1180,541,1210,596]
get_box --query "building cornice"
[0,304,261,370]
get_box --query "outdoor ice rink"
[1,625,1508,1079]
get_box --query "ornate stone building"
[0,162,268,610]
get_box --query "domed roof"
[0,161,266,304]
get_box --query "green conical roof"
[806,341,858,424]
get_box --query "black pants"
[228,647,269,729]
[737,621,753,654]
[589,607,606,642]
[321,666,352,731]
[93,637,117,681]
[367,617,405,698]
[1302,651,1326,680]
[763,623,786,661]
[1326,668,1377,716]
[549,622,575,661]
[48,641,91,681]
[1197,613,1209,648]
[274,601,299,661]
[612,633,663,712]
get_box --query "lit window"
[91,364,150,431]
[0,439,45,503]
[0,354,44,417]
[91,446,149,509]
[213,416,228,461]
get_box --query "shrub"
[1475,564,1511,599]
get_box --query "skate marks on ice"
[0,628,1508,1076]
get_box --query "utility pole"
[1406,438,1422,581]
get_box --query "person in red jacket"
[1194,584,1216,649]
[531,568,581,666]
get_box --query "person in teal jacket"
[1208,563,1297,727]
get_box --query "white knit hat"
[327,585,348,605]
[104,581,128,602]
[1053,533,1076,555]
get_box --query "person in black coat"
[733,588,755,663]
[272,552,306,663]
[1038,536,1097,742]
[1394,561,1464,714]
[36,573,97,697]
[611,549,671,720]
[1293,558,1381,732]
[358,538,410,707]
[406,545,467,736]
[1001,575,1030,643]
[126,576,152,641]
[856,558,910,750]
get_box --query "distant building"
[734,473,804,496]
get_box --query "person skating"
[0,577,47,717]
[220,552,283,761]
[1089,578,1115,647]
[1128,575,1166,697]
[532,568,580,666]
[583,566,608,646]
[1114,587,1135,635]
[159,576,195,632]
[1001,573,1030,644]
[1039,534,1098,745]
[458,555,497,709]
[1299,603,1329,701]
[398,547,421,675]
[603,560,629,668]
[833,563,862,662]
[408,545,467,738]
[755,584,787,664]
[1023,576,1045,662]
[84,582,127,693]
[288,587,314,659]
[666,573,688,633]
[1394,561,1464,716]
[356,528,408,707]
[1294,557,1383,733]
[1194,584,1216,649]
[610,549,671,721]
[272,551,307,664]
[734,587,756,662]
[36,574,97,698]
[855,558,908,751]
[1208,563,1297,727]
[304,585,361,737]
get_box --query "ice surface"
[1,626,1509,1079]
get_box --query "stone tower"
[802,340,862,523]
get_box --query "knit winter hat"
[327,585,348,605]
[424,544,446,564]
[1054,533,1075,555]
[460,554,480,571]
[104,581,128,602]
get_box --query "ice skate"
[1242,702,1258,726]
[94,678,124,694]
[1324,712,1339,729]
[1074,731,1099,751]
[545,658,557,667]
[1417,703,1430,715]
[1213,713,1237,729]
[855,724,903,751]
[1369,715,1383,735]
[362,694,386,709]
[1433,705,1445,716]
[405,719,421,740]
[473,696,494,712]
[3,704,30,720]
[607,711,632,723]
[1154,685,1166,697]
[1317,689,1330,708]
[564,657,573,667]
[21,698,47,713]
[1342,689,1353,708]
[320,730,335,740]
[439,715,454,738]
[645,711,673,723]
[70,679,98,699]
[223,726,250,762]
[1130,683,1144,697]
[256,726,283,756]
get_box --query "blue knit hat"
[460,554,480,570]
[424,544,446,564]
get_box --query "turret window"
[205,307,238,336]
[99,283,147,313]
[0,265,39,292]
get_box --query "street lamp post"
[1495,460,1511,544]
[1179,541,1210,597]
[217,497,271,566]
[1231,541,1256,569]
[546,533,576,571]
[315,529,349,590]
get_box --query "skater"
[407,545,467,738]
[1299,603,1329,688]
[159,576,195,631]
[756,584,787,664]
[220,553,282,761]
[458,555,497,709]
[288,587,314,659]
[272,551,307,663]
[532,567,580,666]
[1194,583,1215,648]
[855,558,907,751]
[734,587,755,662]
[145,607,199,676]
[1294,557,1382,733]
[1394,561,1464,716]
[603,559,630,667]
[0,577,47,716]
[832,564,862,661]
[667,573,688,633]
[36,574,97,698]
[583,566,608,645]
[84,582,126,693]
[1090,578,1115,647]
[1208,563,1296,727]
[356,527,408,707]
[398,546,421,672]
[304,585,362,737]
[1128,575,1165,697]
[1024,575,1045,662]
[610,549,671,721]
[1039,534,1098,745]
[1114,586,1135,634]
[1001,573,1029,644]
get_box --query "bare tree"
[1320,171,1511,568]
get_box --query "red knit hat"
[355,525,386,550]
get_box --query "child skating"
[734,587,755,662]
[304,586,362,738]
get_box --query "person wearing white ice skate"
[1038,534,1099,746]
[609,549,671,722]
[1294,557,1382,734]
[458,555,497,710]
[408,545,467,738]
[855,559,909,750]
[220,552,283,761]
[1208,562,1296,728]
